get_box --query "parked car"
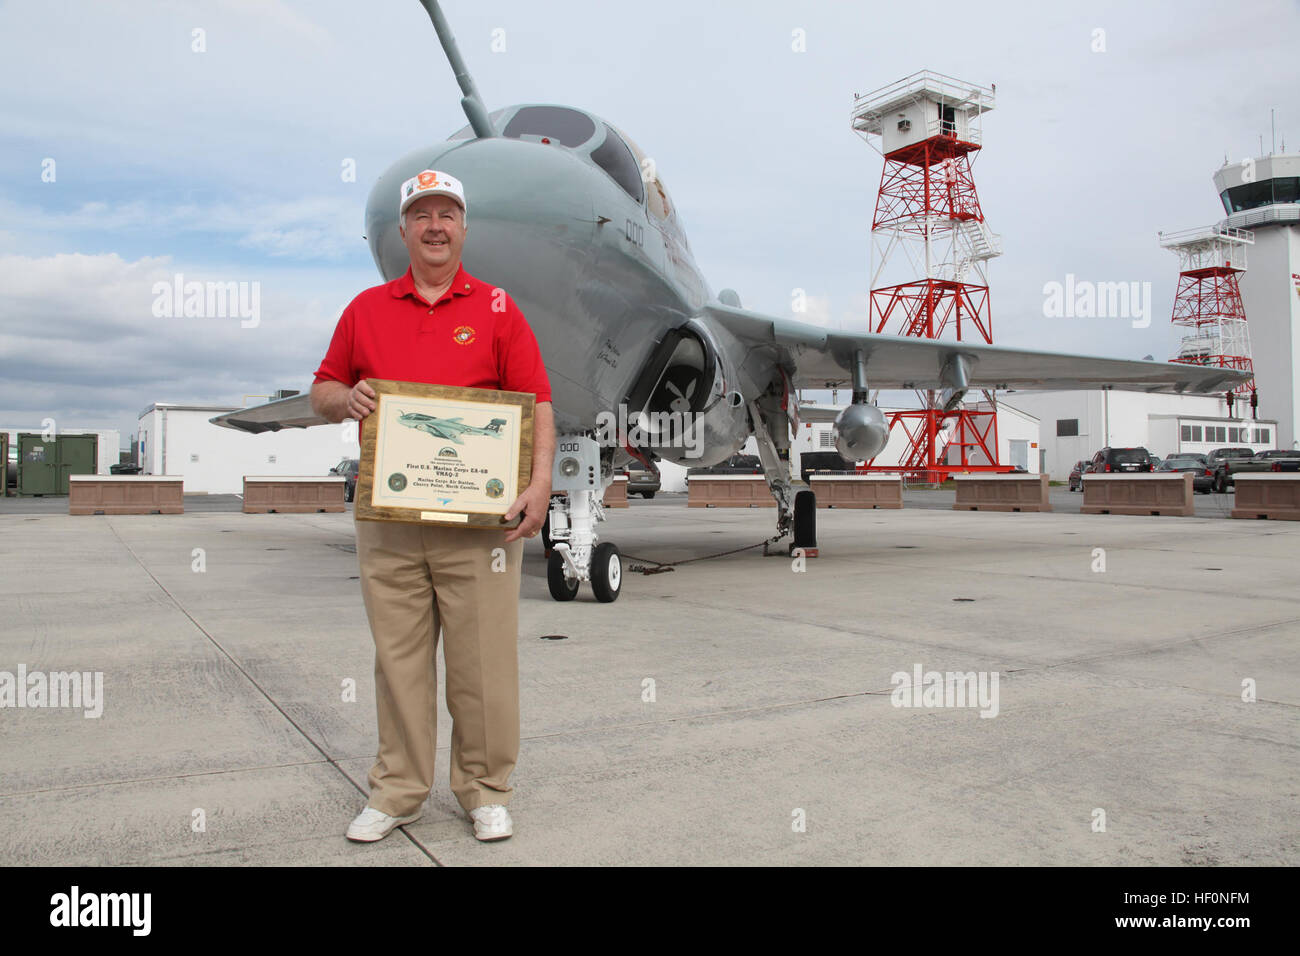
[1156,454,1213,493]
[1219,449,1300,488]
[109,463,143,475]
[1085,447,1154,475]
[1253,449,1300,472]
[1067,460,1088,492]
[1205,446,1259,493]
[330,457,359,502]
[686,453,763,477]
[623,460,661,498]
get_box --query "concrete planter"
[808,474,904,509]
[953,474,1051,512]
[243,476,345,514]
[1081,473,1193,516]
[69,476,184,515]
[1231,474,1300,520]
[687,474,774,508]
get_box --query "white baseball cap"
[398,169,467,217]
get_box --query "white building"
[1002,390,1275,479]
[1212,152,1300,449]
[137,403,360,494]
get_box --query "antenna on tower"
[1271,108,1276,154]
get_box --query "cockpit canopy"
[449,104,684,239]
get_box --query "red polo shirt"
[313,263,551,403]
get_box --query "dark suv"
[330,458,359,502]
[1085,447,1153,474]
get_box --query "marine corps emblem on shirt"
[452,325,476,345]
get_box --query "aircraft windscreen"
[615,125,683,239]
[591,124,644,202]
[501,106,596,147]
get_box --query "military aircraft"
[397,411,507,444]
[212,0,1247,604]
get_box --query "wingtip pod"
[417,0,497,138]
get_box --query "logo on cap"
[399,169,467,217]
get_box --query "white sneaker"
[468,804,513,841]
[346,806,421,842]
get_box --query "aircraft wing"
[704,303,1250,395]
[209,393,326,433]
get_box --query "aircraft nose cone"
[366,137,595,282]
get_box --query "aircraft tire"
[590,542,622,603]
[547,552,579,601]
[792,490,817,552]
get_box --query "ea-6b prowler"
[397,412,507,444]
[212,0,1248,604]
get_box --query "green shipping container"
[17,433,98,496]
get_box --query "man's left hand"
[503,482,551,543]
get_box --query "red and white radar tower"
[851,71,1004,480]
[1158,225,1256,397]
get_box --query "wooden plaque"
[354,379,534,528]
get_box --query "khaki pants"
[354,515,524,816]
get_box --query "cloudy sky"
[2,0,1296,446]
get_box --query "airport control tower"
[1213,152,1300,448]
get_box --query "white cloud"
[0,195,361,261]
[0,252,356,435]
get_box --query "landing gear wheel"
[547,551,578,601]
[792,489,817,554]
[590,542,622,603]
[541,514,554,552]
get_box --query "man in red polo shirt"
[310,168,554,843]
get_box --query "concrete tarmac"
[1,496,1296,866]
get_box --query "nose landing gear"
[544,436,622,602]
